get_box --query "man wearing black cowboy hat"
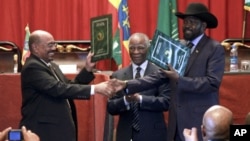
[165,2,225,141]
[108,2,225,141]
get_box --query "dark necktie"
[132,66,141,132]
[135,67,141,79]
[187,41,194,49]
[48,63,61,81]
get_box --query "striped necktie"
[132,66,141,132]
[135,67,141,79]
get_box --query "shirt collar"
[132,60,148,73]
[40,59,51,67]
[190,33,204,46]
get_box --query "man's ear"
[201,125,206,137]
[32,44,39,54]
[201,22,207,31]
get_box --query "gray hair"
[128,33,150,48]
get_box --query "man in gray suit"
[109,3,225,141]
[107,33,170,141]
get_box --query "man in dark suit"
[109,3,225,141]
[19,30,114,141]
[107,33,170,141]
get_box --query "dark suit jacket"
[125,35,225,141]
[107,62,170,141]
[19,54,95,141]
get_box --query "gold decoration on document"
[97,31,104,41]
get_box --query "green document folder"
[90,14,112,62]
[147,30,191,76]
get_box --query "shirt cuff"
[90,85,95,95]
[123,96,130,110]
[139,95,142,103]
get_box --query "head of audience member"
[245,112,250,125]
[29,30,57,63]
[202,105,233,141]
[175,2,218,41]
[128,33,150,66]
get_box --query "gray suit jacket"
[19,54,94,141]
[107,62,170,141]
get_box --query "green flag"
[157,0,179,40]
[112,29,122,65]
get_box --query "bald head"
[29,30,53,51]
[202,105,233,140]
[28,30,57,62]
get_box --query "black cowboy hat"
[175,3,218,28]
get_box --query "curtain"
[0,0,244,70]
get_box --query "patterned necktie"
[135,67,141,79]
[132,66,141,132]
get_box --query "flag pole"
[242,10,247,44]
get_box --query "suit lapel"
[184,36,208,75]
[123,65,133,80]
[144,63,155,75]
[50,63,66,83]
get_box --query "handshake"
[93,79,127,98]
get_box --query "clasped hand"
[94,79,126,98]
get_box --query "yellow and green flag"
[109,0,131,68]
[21,24,30,65]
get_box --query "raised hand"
[85,51,96,72]
[183,127,198,141]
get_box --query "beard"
[183,24,204,41]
